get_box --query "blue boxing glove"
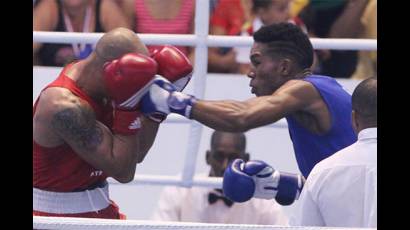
[222,159,256,202]
[223,159,305,205]
[140,75,197,119]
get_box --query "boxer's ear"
[243,153,250,162]
[278,58,292,77]
[351,111,359,134]
[206,150,211,165]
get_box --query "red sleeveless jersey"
[33,63,114,192]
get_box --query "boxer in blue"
[141,23,357,204]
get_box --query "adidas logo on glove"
[128,117,141,130]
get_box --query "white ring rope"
[107,175,222,188]
[33,31,377,50]
[33,216,376,230]
[166,114,288,128]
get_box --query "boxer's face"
[248,43,288,96]
[206,137,248,177]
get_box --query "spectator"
[119,0,195,62]
[33,0,130,67]
[299,0,370,78]
[208,0,252,74]
[152,131,288,225]
[209,0,306,74]
[289,0,309,18]
[350,0,377,80]
[235,0,307,74]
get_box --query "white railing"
[33,31,377,50]
[180,0,210,187]
[33,216,376,230]
[107,175,222,188]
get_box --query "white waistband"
[33,183,111,214]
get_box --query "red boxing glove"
[150,45,193,91]
[103,53,158,109]
[103,53,158,135]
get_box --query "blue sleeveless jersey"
[285,75,357,177]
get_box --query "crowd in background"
[33,0,377,80]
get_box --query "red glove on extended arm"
[150,45,193,91]
[103,53,158,135]
[146,45,193,122]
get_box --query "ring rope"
[33,31,377,50]
[33,216,376,230]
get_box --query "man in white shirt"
[151,131,288,225]
[292,77,377,227]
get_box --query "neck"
[64,3,90,30]
[358,124,377,132]
[65,4,87,17]
[293,68,312,79]
[73,59,106,103]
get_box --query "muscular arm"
[100,0,132,31]
[135,116,160,163]
[33,0,58,55]
[51,102,140,183]
[119,0,137,30]
[35,89,141,183]
[190,80,319,132]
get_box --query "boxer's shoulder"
[273,79,324,110]
[36,87,96,145]
[276,79,316,95]
[41,87,79,102]
[35,87,92,123]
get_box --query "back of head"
[352,77,377,127]
[253,22,314,70]
[211,131,246,152]
[94,27,149,64]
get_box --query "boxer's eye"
[251,57,261,67]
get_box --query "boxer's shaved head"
[211,131,246,152]
[95,27,149,63]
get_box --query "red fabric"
[33,201,126,219]
[134,0,194,55]
[112,110,141,135]
[210,0,245,35]
[33,62,113,192]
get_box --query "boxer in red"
[33,27,192,219]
